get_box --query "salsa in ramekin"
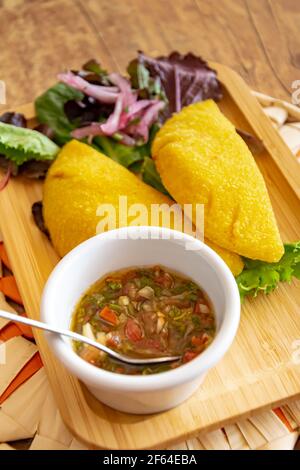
[71,265,216,374]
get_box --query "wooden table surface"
[0,0,299,109]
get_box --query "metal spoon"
[0,309,181,366]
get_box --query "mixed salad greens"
[33,53,223,190]
[0,51,299,299]
[0,52,225,190]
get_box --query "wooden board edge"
[1,71,300,450]
[61,385,300,450]
[10,102,35,120]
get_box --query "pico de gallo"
[71,266,216,375]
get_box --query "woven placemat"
[0,93,299,450]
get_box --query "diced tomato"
[125,318,142,342]
[122,270,137,283]
[191,335,204,347]
[183,350,198,363]
[201,314,214,327]
[99,306,118,325]
[194,300,201,314]
[106,334,121,348]
[155,273,173,288]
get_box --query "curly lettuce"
[0,122,59,166]
[236,242,300,300]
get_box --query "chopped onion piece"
[58,71,119,103]
[134,100,165,141]
[199,304,210,314]
[71,123,104,139]
[100,94,123,135]
[82,322,96,341]
[138,286,155,299]
[109,73,137,107]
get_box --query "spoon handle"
[0,309,59,333]
[0,309,118,357]
[0,309,180,365]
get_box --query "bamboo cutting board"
[0,64,300,449]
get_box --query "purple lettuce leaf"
[129,51,223,119]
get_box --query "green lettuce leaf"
[139,157,170,195]
[0,122,59,166]
[92,123,169,195]
[236,242,300,301]
[35,83,84,145]
[92,136,145,168]
[127,60,166,101]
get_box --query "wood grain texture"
[0,0,299,109]
[0,66,299,449]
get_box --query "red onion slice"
[71,123,104,139]
[58,72,119,104]
[109,73,137,107]
[100,94,124,135]
[134,100,165,141]
[0,165,11,191]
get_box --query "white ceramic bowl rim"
[41,226,240,392]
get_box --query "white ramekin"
[41,226,240,414]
